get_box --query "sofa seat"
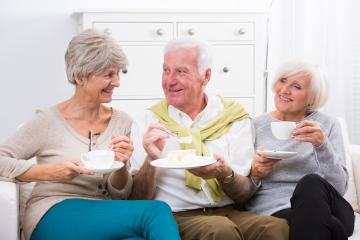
[352,213,360,240]
[0,118,360,239]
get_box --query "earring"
[306,104,313,113]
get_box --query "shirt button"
[98,185,103,189]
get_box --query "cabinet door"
[114,45,165,98]
[205,44,254,96]
[93,22,173,42]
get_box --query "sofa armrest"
[0,179,19,240]
[350,144,360,212]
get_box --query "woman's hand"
[48,160,95,180]
[111,135,134,163]
[16,160,94,182]
[142,123,169,160]
[250,149,278,182]
[292,120,325,147]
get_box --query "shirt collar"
[168,94,223,128]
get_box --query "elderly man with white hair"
[129,38,289,240]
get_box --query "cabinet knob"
[188,28,196,35]
[238,28,245,35]
[156,28,165,36]
[104,28,112,34]
[222,67,229,73]
[122,69,128,74]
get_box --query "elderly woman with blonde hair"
[0,29,180,240]
[246,60,355,240]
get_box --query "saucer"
[84,161,124,174]
[261,150,297,160]
[151,156,216,169]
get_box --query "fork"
[178,136,193,144]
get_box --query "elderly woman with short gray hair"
[246,59,355,240]
[0,29,180,240]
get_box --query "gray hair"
[164,38,212,75]
[272,59,328,112]
[65,29,127,84]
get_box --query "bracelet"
[249,175,262,188]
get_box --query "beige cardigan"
[0,106,133,240]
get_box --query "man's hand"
[189,154,232,180]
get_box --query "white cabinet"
[76,10,268,117]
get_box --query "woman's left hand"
[110,136,134,162]
[292,120,325,147]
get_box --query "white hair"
[65,28,127,85]
[164,38,212,75]
[272,59,328,111]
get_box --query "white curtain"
[266,0,359,143]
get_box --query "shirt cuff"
[107,171,133,199]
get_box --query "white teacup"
[81,150,115,169]
[271,121,296,140]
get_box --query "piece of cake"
[168,149,196,163]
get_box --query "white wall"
[266,0,359,143]
[0,0,269,142]
[2,0,356,144]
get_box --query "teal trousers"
[31,199,180,240]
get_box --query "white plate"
[84,161,124,174]
[151,156,217,169]
[261,150,297,160]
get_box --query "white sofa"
[0,118,359,239]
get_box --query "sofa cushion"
[350,144,360,213]
[349,213,360,240]
[338,118,359,211]
[19,182,35,228]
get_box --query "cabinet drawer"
[93,22,173,42]
[206,44,254,96]
[177,22,254,41]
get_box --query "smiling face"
[78,66,120,104]
[273,72,312,121]
[162,47,210,116]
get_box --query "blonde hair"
[272,59,328,111]
[65,29,127,84]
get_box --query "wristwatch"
[221,170,235,184]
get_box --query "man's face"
[162,47,209,113]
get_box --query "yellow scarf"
[149,96,250,202]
